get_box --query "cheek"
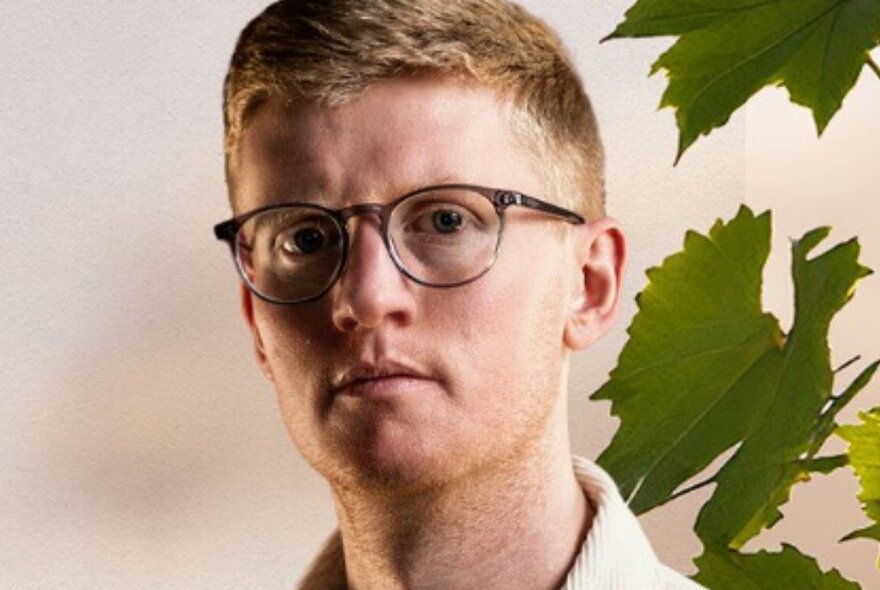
[255,307,340,463]
[474,242,569,346]
[259,312,311,365]
[427,259,568,398]
[254,305,332,404]
[256,298,334,356]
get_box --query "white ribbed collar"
[295,456,702,590]
[563,456,665,589]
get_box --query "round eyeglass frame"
[214,183,585,305]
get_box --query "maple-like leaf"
[592,207,781,514]
[604,0,880,162]
[837,408,880,567]
[692,544,860,589]
[592,206,874,549]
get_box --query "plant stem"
[834,355,861,374]
[868,54,880,82]
[665,475,717,505]
[796,454,848,474]
[808,360,880,456]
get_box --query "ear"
[241,283,275,381]
[563,217,627,351]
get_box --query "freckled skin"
[234,74,626,589]
[237,76,576,491]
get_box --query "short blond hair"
[223,0,605,219]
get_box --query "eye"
[432,209,464,233]
[405,204,472,235]
[279,226,328,255]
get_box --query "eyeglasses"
[214,183,585,304]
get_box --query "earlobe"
[563,217,627,351]
[241,284,275,381]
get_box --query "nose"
[331,215,417,332]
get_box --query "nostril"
[331,303,361,333]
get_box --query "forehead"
[232,75,543,213]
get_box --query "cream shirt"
[295,456,706,589]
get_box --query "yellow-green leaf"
[837,408,880,566]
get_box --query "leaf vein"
[616,322,771,383]
[818,6,844,107]
[684,0,847,112]
[640,1,779,25]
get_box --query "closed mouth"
[332,360,433,396]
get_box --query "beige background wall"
[0,1,876,588]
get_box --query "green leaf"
[606,0,776,38]
[605,0,880,161]
[842,524,880,543]
[794,454,849,475]
[593,205,874,549]
[837,408,880,566]
[593,206,782,514]
[692,544,860,589]
[697,224,870,548]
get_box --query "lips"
[332,359,434,397]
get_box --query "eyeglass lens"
[234,187,502,303]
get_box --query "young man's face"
[234,75,609,491]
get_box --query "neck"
[330,393,592,590]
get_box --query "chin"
[324,422,474,494]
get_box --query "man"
[214,1,704,588]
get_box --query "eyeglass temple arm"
[502,192,586,224]
[214,219,247,254]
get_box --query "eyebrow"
[307,175,466,207]
[242,175,470,220]
[376,176,466,202]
